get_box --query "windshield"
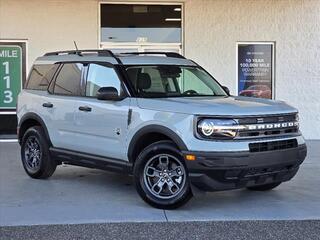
[125,65,227,98]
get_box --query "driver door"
[73,63,130,160]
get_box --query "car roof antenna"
[73,41,82,56]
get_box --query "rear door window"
[26,64,58,90]
[53,63,84,96]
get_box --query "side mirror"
[97,87,123,101]
[222,86,230,95]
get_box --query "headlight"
[197,119,240,139]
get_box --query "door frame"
[98,1,184,54]
[100,42,182,54]
[236,41,275,100]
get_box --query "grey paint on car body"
[136,96,298,116]
[17,52,307,210]
[17,52,305,159]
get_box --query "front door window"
[86,64,122,97]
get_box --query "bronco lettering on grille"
[246,122,297,131]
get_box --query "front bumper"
[183,143,307,191]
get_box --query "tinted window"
[53,63,83,96]
[86,64,122,97]
[26,64,58,90]
[100,4,181,43]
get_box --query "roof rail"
[119,52,185,59]
[43,49,123,64]
[44,49,116,58]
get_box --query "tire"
[247,182,282,191]
[21,126,56,179]
[133,140,192,209]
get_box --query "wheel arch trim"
[18,112,52,146]
[127,124,188,162]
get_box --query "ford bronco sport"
[17,50,307,209]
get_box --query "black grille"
[238,114,297,124]
[224,164,297,180]
[238,128,298,138]
[249,139,298,152]
[244,165,294,177]
[236,113,299,139]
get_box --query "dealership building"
[0,0,319,139]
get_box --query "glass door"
[102,43,181,54]
[99,3,183,54]
[141,44,181,54]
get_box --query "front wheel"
[247,182,282,191]
[133,141,192,209]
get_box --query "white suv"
[17,50,307,209]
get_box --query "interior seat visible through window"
[137,73,152,93]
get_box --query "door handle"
[42,102,53,108]
[79,106,92,112]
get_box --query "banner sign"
[0,45,22,109]
[237,42,274,99]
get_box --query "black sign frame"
[237,42,275,99]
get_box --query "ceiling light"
[174,8,181,12]
[165,18,181,22]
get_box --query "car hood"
[136,96,297,116]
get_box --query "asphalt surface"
[1,220,320,240]
[0,140,319,239]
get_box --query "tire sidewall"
[134,141,192,209]
[21,126,53,178]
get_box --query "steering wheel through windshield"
[183,89,198,95]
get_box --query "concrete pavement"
[0,141,319,226]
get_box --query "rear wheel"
[133,141,192,209]
[21,126,56,179]
[247,182,282,191]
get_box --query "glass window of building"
[100,4,182,44]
